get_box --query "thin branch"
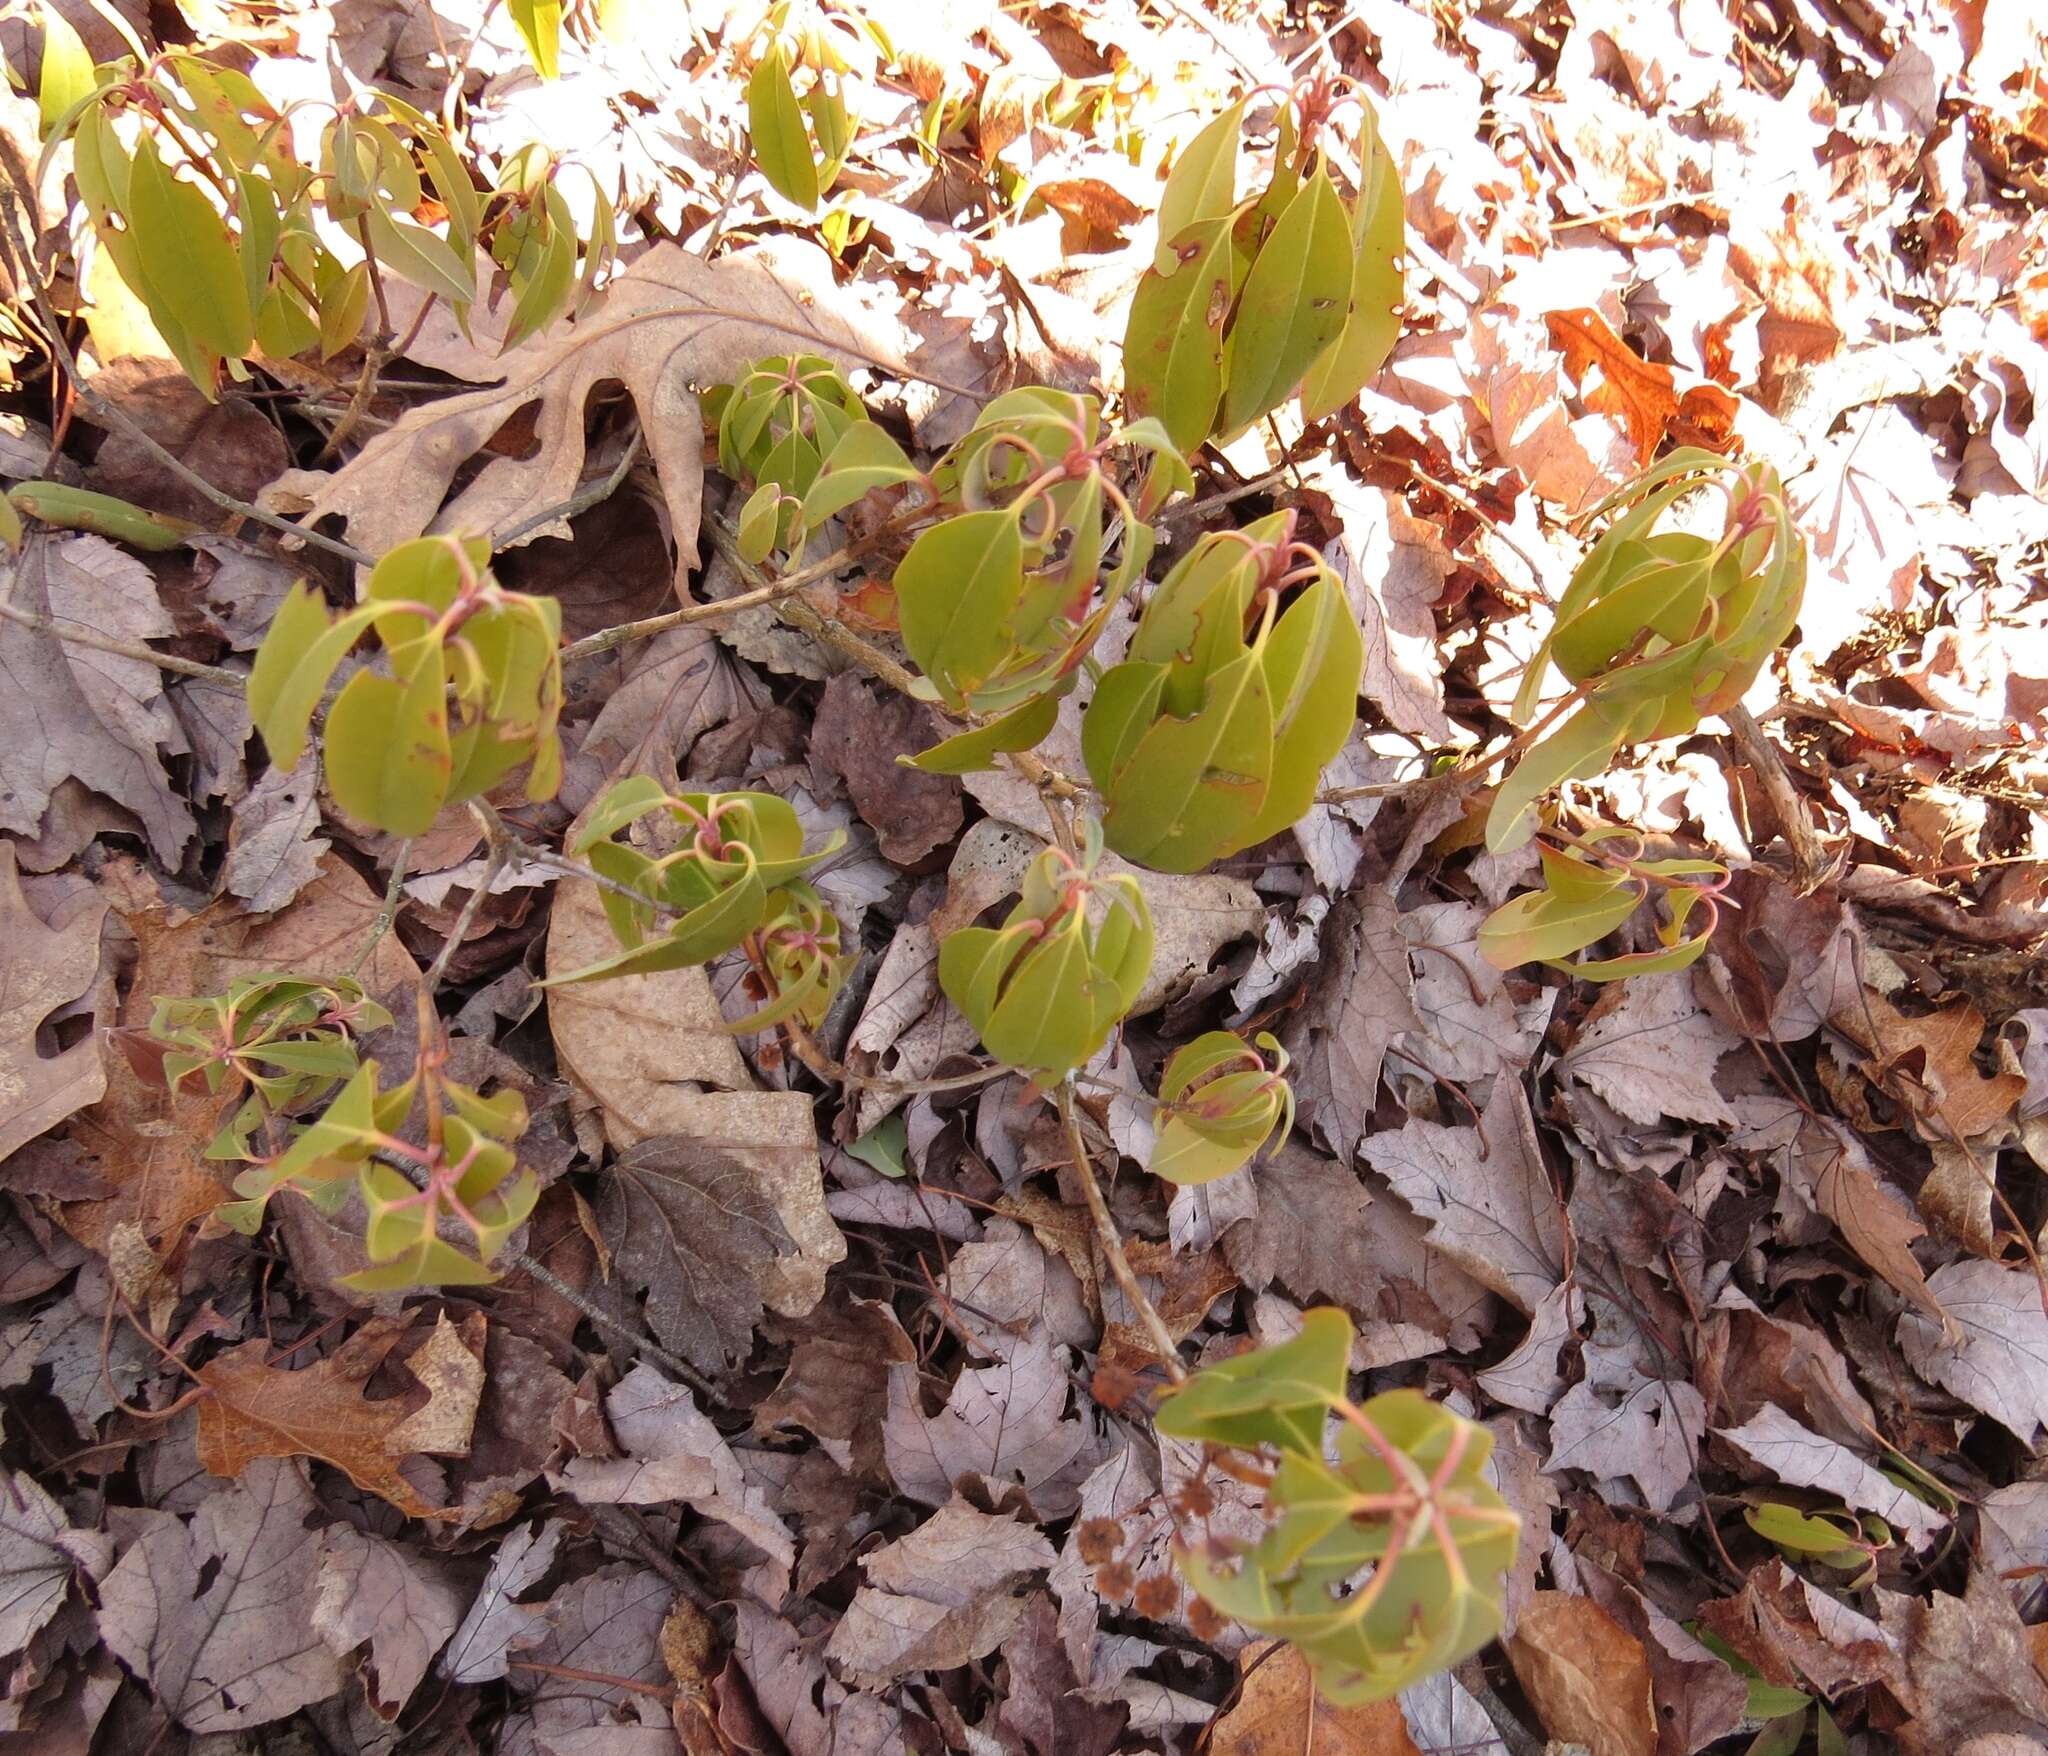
[1056,1084,1187,1386]
[1723,700,1833,894]
[0,597,244,687]
[494,426,645,553]
[0,135,376,570]
[422,806,509,998]
[349,836,414,980]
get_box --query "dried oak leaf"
[0,537,194,866]
[1830,992,2026,1143]
[195,1313,484,1519]
[266,243,921,591]
[1546,307,1679,464]
[97,1458,345,1733]
[0,843,108,1164]
[597,1136,797,1377]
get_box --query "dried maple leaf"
[96,1460,344,1733]
[0,844,107,1165]
[268,243,924,593]
[195,1314,485,1519]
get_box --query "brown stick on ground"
[1724,700,1833,893]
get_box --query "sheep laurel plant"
[121,84,1841,1707]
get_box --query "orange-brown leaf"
[1508,1592,1658,1756]
[1545,308,1678,465]
[195,1314,484,1519]
[1210,1639,1422,1756]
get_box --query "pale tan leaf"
[268,243,923,590]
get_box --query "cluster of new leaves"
[136,973,389,1169]
[1084,510,1362,873]
[248,536,565,837]
[223,1056,539,1291]
[545,783,849,1032]
[887,388,1186,720]
[39,26,614,392]
[1124,82,1404,452]
[1156,1308,1519,1705]
[712,353,881,561]
[1150,1030,1294,1186]
[139,974,536,1289]
[1485,450,1806,855]
[744,2,879,213]
[1478,829,1731,981]
[935,831,1152,1083]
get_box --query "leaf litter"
[0,0,2046,1752]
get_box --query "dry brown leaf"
[1507,1592,1659,1756]
[1832,992,2027,1143]
[95,1459,345,1733]
[0,844,107,1164]
[545,874,844,1319]
[195,1314,484,1519]
[267,243,922,591]
[1206,1639,1420,1755]
[1546,307,1679,464]
[1791,1117,1945,1321]
[0,536,195,865]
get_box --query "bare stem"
[0,598,243,687]
[1723,699,1832,893]
[422,805,509,997]
[495,426,645,554]
[348,835,414,980]
[1056,1084,1187,1386]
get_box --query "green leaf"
[1237,568,1363,849]
[1483,705,1622,854]
[125,135,254,369]
[802,422,925,524]
[507,0,563,78]
[1123,215,1237,454]
[247,586,380,771]
[1219,161,1353,437]
[895,509,1026,710]
[847,1114,910,1179]
[1156,100,1244,246]
[748,43,820,211]
[1154,1306,1351,1454]
[324,646,453,836]
[903,691,1060,774]
[1298,103,1405,421]
[1095,647,1274,873]
[362,204,476,310]
[36,8,96,141]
